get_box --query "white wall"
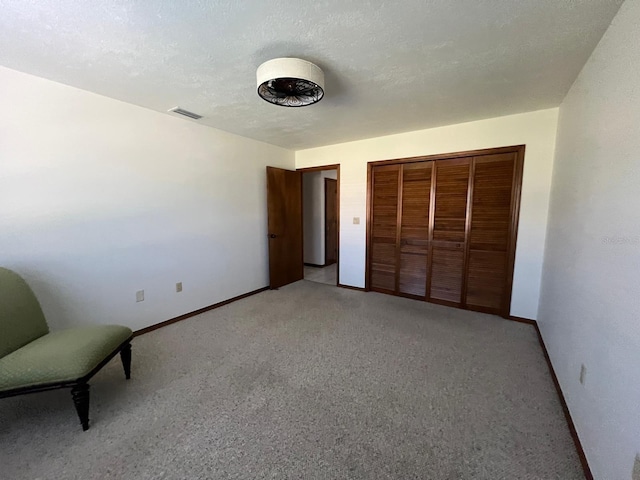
[296,109,559,319]
[538,1,640,478]
[302,171,324,265]
[302,170,337,265]
[0,66,294,332]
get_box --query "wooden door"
[369,164,400,292]
[464,153,517,314]
[398,162,432,297]
[324,178,338,265]
[427,158,471,305]
[266,166,303,289]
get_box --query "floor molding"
[134,286,269,337]
[507,315,537,326]
[337,283,366,292]
[304,262,326,268]
[533,322,594,480]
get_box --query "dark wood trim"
[300,170,305,282]
[371,286,442,303]
[460,159,475,308]
[425,160,437,300]
[324,176,330,267]
[394,291,426,302]
[296,164,340,173]
[503,145,526,318]
[336,167,340,286]
[394,165,404,293]
[324,177,338,267]
[507,315,537,326]
[370,286,397,296]
[337,283,366,292]
[298,165,340,286]
[534,322,594,480]
[304,262,326,268]
[427,297,464,310]
[367,145,524,167]
[134,287,269,336]
[465,303,508,316]
[365,163,374,291]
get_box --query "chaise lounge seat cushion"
[0,325,132,392]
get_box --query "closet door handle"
[269,234,277,239]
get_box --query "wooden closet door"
[465,153,517,313]
[369,165,400,292]
[398,162,432,297]
[428,158,471,305]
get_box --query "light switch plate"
[176,282,183,293]
[353,217,360,225]
[136,290,144,302]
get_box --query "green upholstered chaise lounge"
[0,267,133,431]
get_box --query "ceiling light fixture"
[257,58,324,107]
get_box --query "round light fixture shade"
[257,58,324,107]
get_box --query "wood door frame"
[297,164,340,286]
[504,147,526,317]
[324,177,338,266]
[365,145,525,317]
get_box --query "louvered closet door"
[465,153,516,313]
[370,165,400,292]
[398,162,432,297]
[428,158,471,305]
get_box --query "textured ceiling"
[0,0,624,149]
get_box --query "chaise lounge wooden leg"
[120,342,131,380]
[71,383,90,431]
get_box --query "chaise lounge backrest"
[0,267,50,358]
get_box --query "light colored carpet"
[304,263,337,285]
[0,281,583,479]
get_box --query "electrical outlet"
[632,453,640,480]
[176,282,183,293]
[579,364,587,385]
[136,290,144,302]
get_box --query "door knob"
[269,234,277,239]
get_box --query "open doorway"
[300,166,339,286]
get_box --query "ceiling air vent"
[168,107,203,120]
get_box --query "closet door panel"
[466,251,506,308]
[428,159,471,305]
[431,161,469,244]
[430,245,465,303]
[370,165,400,292]
[465,153,516,312]
[398,162,432,297]
[366,147,522,317]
